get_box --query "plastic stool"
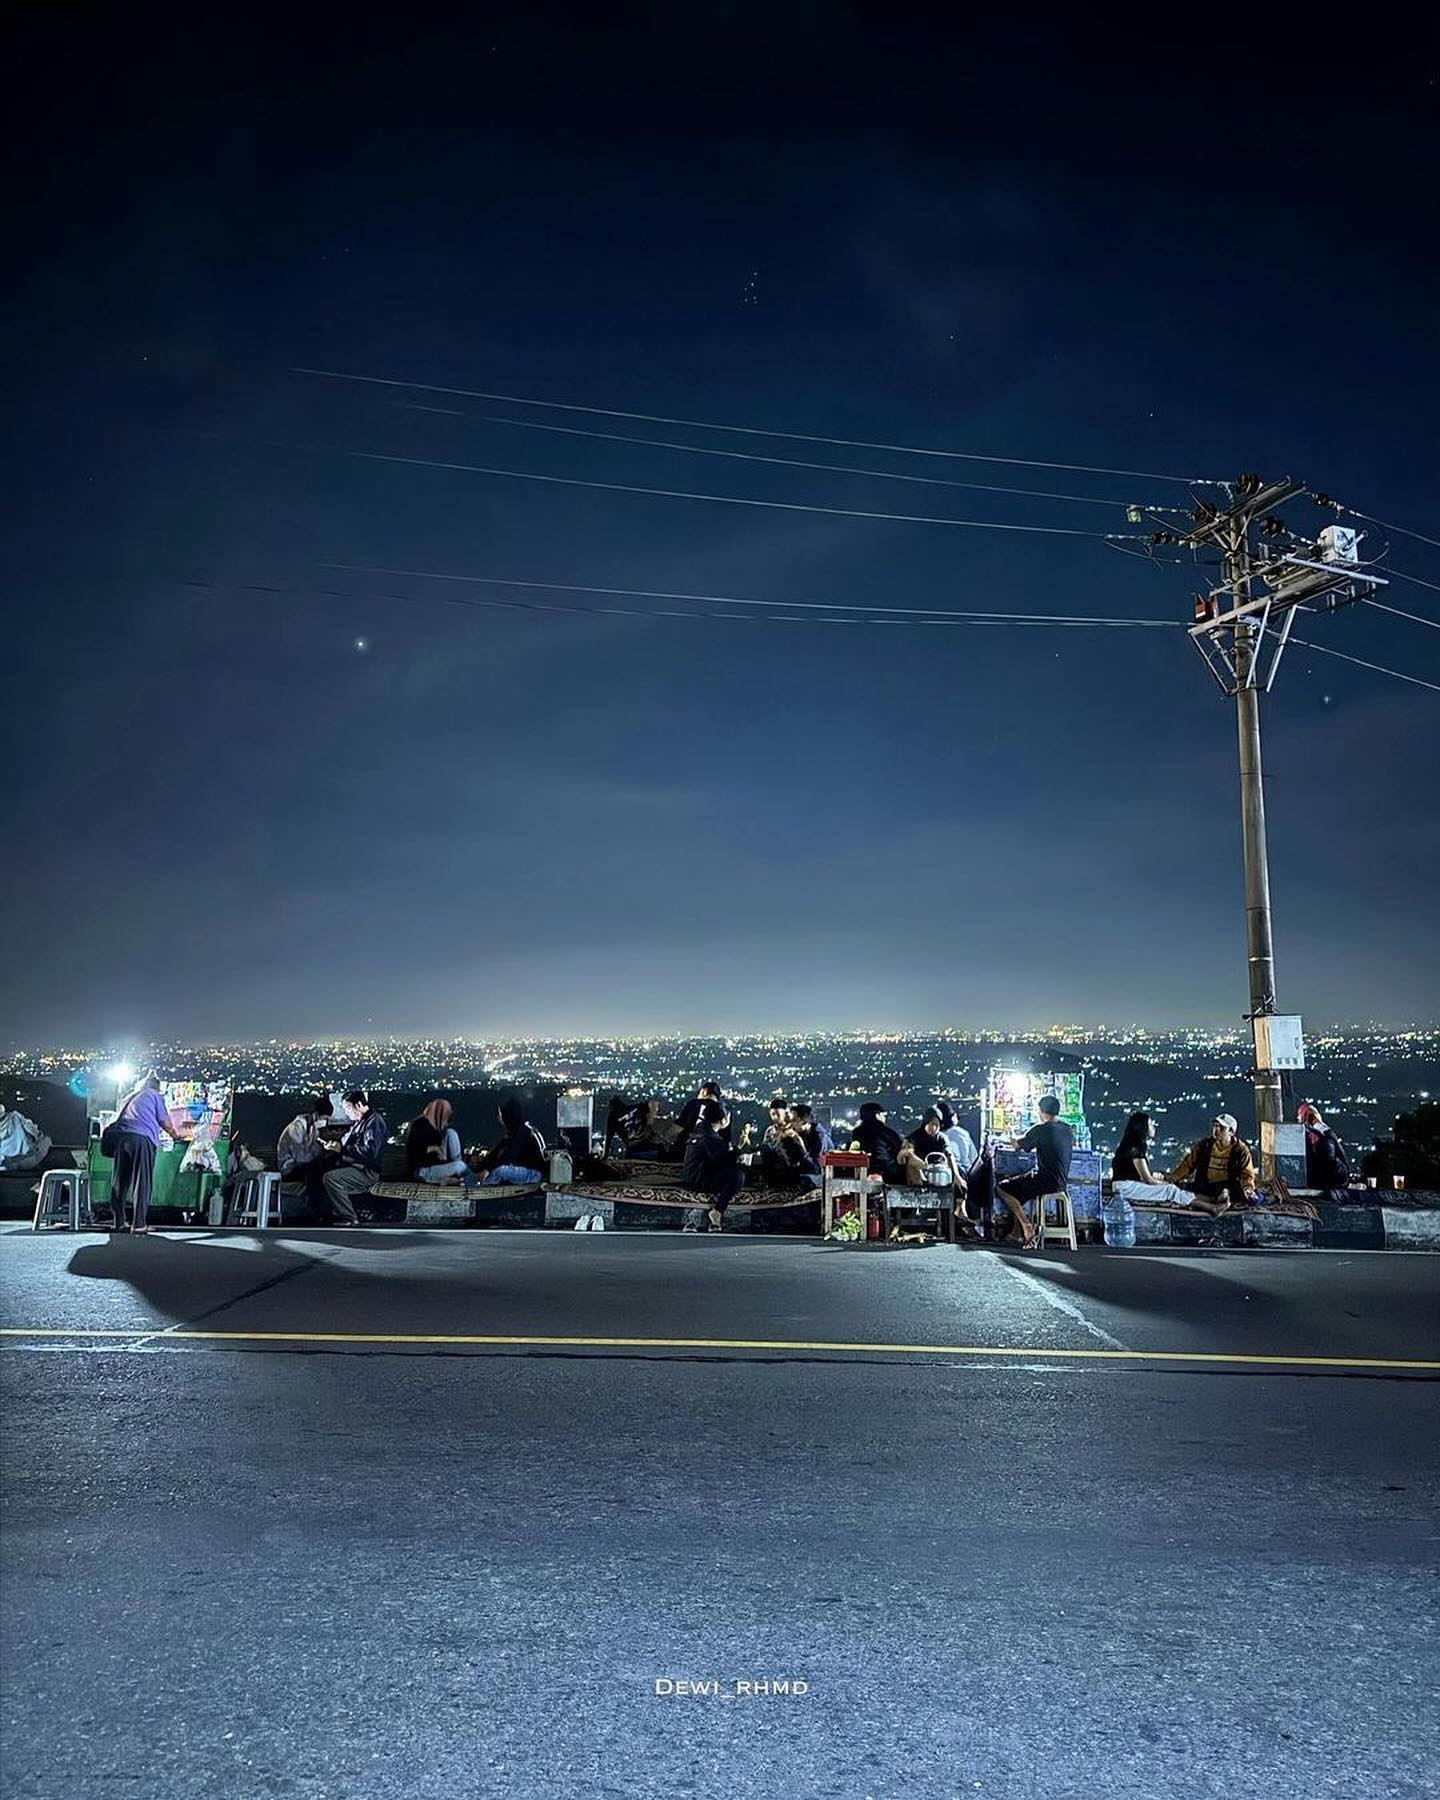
[31,1169,93,1231]
[1034,1190,1079,1251]
[227,1171,282,1228]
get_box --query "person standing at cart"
[108,1075,191,1234]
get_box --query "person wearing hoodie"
[479,1099,547,1185]
[1298,1103,1351,1191]
[851,1102,907,1186]
[906,1108,969,1194]
[682,1098,745,1230]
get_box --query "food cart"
[89,1080,232,1221]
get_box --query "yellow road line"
[0,1326,1436,1370]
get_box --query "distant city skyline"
[8,1021,1434,1162]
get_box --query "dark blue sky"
[5,9,1438,1043]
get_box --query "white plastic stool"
[227,1171,282,1228]
[1033,1190,1078,1251]
[31,1169,92,1231]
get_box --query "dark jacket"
[854,1116,903,1163]
[1304,1126,1349,1189]
[906,1125,950,1162]
[485,1102,547,1174]
[761,1129,818,1184]
[684,1123,738,1196]
[406,1117,444,1179]
[798,1121,833,1162]
[341,1110,388,1175]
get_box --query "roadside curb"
[1132,1194,1440,1252]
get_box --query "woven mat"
[370,1181,541,1201]
[562,1182,818,1211]
[1132,1197,1319,1222]
[605,1159,687,1184]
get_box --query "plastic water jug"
[1102,1194,1136,1249]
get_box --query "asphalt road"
[2,1231,1437,1800]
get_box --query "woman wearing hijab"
[407,1097,474,1186]
[1298,1103,1351,1191]
[480,1098,548,1186]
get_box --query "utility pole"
[1132,476,1388,1177]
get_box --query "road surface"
[3,1230,1437,1799]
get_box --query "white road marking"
[987,1253,1127,1350]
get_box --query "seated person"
[935,1101,980,1177]
[322,1090,388,1225]
[1169,1113,1257,1210]
[759,1099,820,1189]
[851,1102,907,1186]
[407,1097,476,1187]
[1298,1103,1350,1191]
[479,1099,547,1186]
[276,1094,339,1219]
[623,1098,684,1160]
[677,1080,727,1139]
[682,1099,745,1230]
[761,1096,788,1147]
[905,1108,968,1192]
[903,1110,974,1229]
[788,1103,832,1164]
[996,1094,1074,1250]
[1111,1110,1227,1215]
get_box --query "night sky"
[6,10,1438,1045]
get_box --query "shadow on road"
[64,1231,441,1329]
[997,1243,1312,1331]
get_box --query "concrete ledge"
[1132,1209,1315,1248]
[545,1192,616,1226]
[1380,1207,1440,1251]
[1316,1201,1386,1250]
[403,1194,477,1224]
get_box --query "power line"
[348,447,1129,539]
[178,572,1177,631]
[477,414,1157,511]
[1387,568,1440,598]
[1340,507,1440,553]
[293,365,1219,486]
[1360,598,1440,633]
[1290,638,1440,695]
[320,563,1179,626]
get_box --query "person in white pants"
[1110,1111,1229,1216]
